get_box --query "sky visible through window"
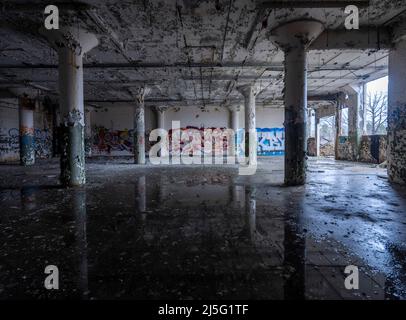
[365,76,388,135]
[366,76,388,95]
[335,76,388,139]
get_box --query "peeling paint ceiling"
[0,0,405,109]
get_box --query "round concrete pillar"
[19,95,35,166]
[270,20,324,186]
[41,27,98,186]
[59,48,86,186]
[237,85,257,166]
[388,39,406,184]
[154,106,169,158]
[155,106,166,130]
[228,105,240,157]
[134,86,150,164]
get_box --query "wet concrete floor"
[0,157,406,299]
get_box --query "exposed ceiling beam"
[82,9,134,63]
[259,1,370,9]
[85,94,330,105]
[1,1,93,11]
[0,62,281,70]
[0,63,387,73]
[308,94,339,101]
[310,27,393,50]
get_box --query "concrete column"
[229,105,239,132]
[59,48,86,186]
[228,105,240,157]
[306,108,312,140]
[270,20,324,185]
[344,87,362,161]
[361,83,368,136]
[154,106,169,158]
[134,86,150,164]
[315,117,321,157]
[18,94,35,166]
[51,100,60,157]
[41,27,98,186]
[155,106,166,130]
[237,85,257,165]
[334,102,342,160]
[388,39,406,184]
[85,109,92,157]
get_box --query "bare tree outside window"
[366,92,388,135]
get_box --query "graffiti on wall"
[257,128,285,156]
[0,128,19,158]
[91,126,285,156]
[35,128,52,158]
[236,128,285,156]
[92,126,134,155]
[0,128,52,160]
[168,126,229,155]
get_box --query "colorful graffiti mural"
[92,126,134,155]
[237,128,285,156]
[34,128,52,158]
[0,127,53,161]
[0,128,19,154]
[257,128,285,156]
[168,126,229,155]
[90,126,285,157]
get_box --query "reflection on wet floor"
[0,157,406,299]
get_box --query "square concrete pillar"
[388,39,406,184]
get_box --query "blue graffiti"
[236,128,285,156]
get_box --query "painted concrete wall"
[90,105,285,156]
[337,135,387,164]
[0,99,53,163]
[1,101,285,160]
[90,105,156,156]
[0,99,19,162]
[359,135,387,164]
[164,106,229,129]
[164,106,284,130]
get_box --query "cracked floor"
[0,157,405,299]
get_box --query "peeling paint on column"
[20,126,35,166]
[41,27,98,187]
[60,109,86,186]
[387,105,406,183]
[388,38,406,184]
[19,95,35,166]
[270,20,324,186]
[237,85,257,165]
[133,86,150,164]
[283,46,307,186]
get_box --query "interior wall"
[0,99,19,162]
[0,102,286,160]
[0,98,53,163]
[90,105,155,156]
[164,106,229,129]
[90,105,285,157]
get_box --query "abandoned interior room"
[1,0,406,302]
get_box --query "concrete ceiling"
[0,0,405,109]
